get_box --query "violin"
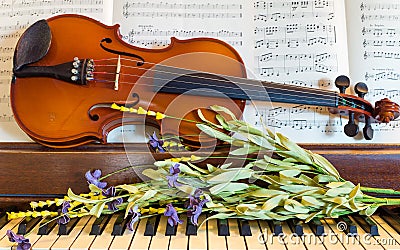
[11,14,400,148]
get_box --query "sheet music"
[346,0,400,143]
[0,0,113,141]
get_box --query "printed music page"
[0,0,113,141]
[345,0,400,143]
[112,0,352,143]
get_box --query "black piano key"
[112,213,128,236]
[217,219,230,236]
[268,220,283,236]
[288,219,303,236]
[380,207,400,234]
[336,216,357,236]
[165,221,178,236]
[17,217,41,235]
[186,220,197,236]
[38,217,58,235]
[90,215,110,235]
[0,207,16,230]
[353,215,379,236]
[58,217,79,235]
[144,216,159,236]
[238,219,251,236]
[309,218,324,236]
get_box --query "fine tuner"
[10,14,400,148]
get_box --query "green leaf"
[210,183,249,195]
[67,188,98,204]
[197,109,222,128]
[90,202,106,217]
[142,169,165,180]
[196,124,234,143]
[314,174,339,183]
[210,105,238,120]
[262,194,289,211]
[230,145,260,156]
[284,199,309,214]
[215,114,230,130]
[248,134,274,150]
[88,184,103,193]
[176,184,196,194]
[117,184,139,194]
[301,196,326,207]
[207,169,252,183]
[325,188,353,197]
[187,162,209,174]
[248,189,287,198]
[311,153,340,179]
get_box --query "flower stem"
[360,186,400,196]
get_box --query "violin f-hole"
[100,38,145,66]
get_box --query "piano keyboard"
[1,208,400,249]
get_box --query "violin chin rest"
[13,19,51,71]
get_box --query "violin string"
[92,58,366,111]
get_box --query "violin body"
[11,14,246,148]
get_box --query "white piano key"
[168,216,188,250]
[32,221,60,250]
[188,215,207,250]
[324,218,364,250]
[129,217,152,250]
[0,218,24,250]
[207,218,227,250]
[149,216,170,250]
[258,220,286,250]
[244,221,266,250]
[108,217,136,250]
[281,222,307,250]
[301,223,325,250]
[90,214,119,250]
[226,219,246,250]
[68,216,97,250]
[371,215,400,246]
[51,216,91,250]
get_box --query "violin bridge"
[114,55,121,91]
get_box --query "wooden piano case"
[1,143,400,209]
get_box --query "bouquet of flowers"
[5,105,400,249]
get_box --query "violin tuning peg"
[335,75,350,94]
[354,82,368,99]
[344,111,359,137]
[363,117,374,140]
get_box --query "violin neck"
[154,66,339,108]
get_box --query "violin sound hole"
[100,38,145,66]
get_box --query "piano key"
[148,216,170,250]
[243,221,266,250]
[353,214,379,236]
[217,218,230,236]
[90,214,119,250]
[269,220,283,236]
[165,220,177,236]
[17,217,42,235]
[238,219,252,236]
[336,215,357,235]
[112,213,128,236]
[32,221,60,250]
[168,216,188,250]
[90,214,110,235]
[51,215,91,250]
[371,215,400,246]
[129,218,152,250]
[58,217,80,235]
[281,222,307,250]
[0,218,24,250]
[0,213,8,230]
[323,218,364,250]
[38,217,58,235]
[300,223,325,250]
[308,218,324,236]
[207,218,227,250]
[109,217,137,250]
[187,215,207,250]
[288,219,303,236]
[185,220,197,236]
[380,207,400,234]
[258,220,286,250]
[317,219,346,250]
[68,216,97,250]
[347,216,383,250]
[144,215,159,236]
[225,219,246,250]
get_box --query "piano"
[1,143,400,249]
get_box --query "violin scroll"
[374,98,400,123]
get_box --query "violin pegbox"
[334,75,400,140]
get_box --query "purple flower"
[166,164,181,188]
[148,132,165,153]
[85,169,107,189]
[187,198,209,226]
[164,203,183,227]
[186,189,204,209]
[6,230,31,250]
[57,201,71,225]
[127,206,141,231]
[102,186,123,212]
